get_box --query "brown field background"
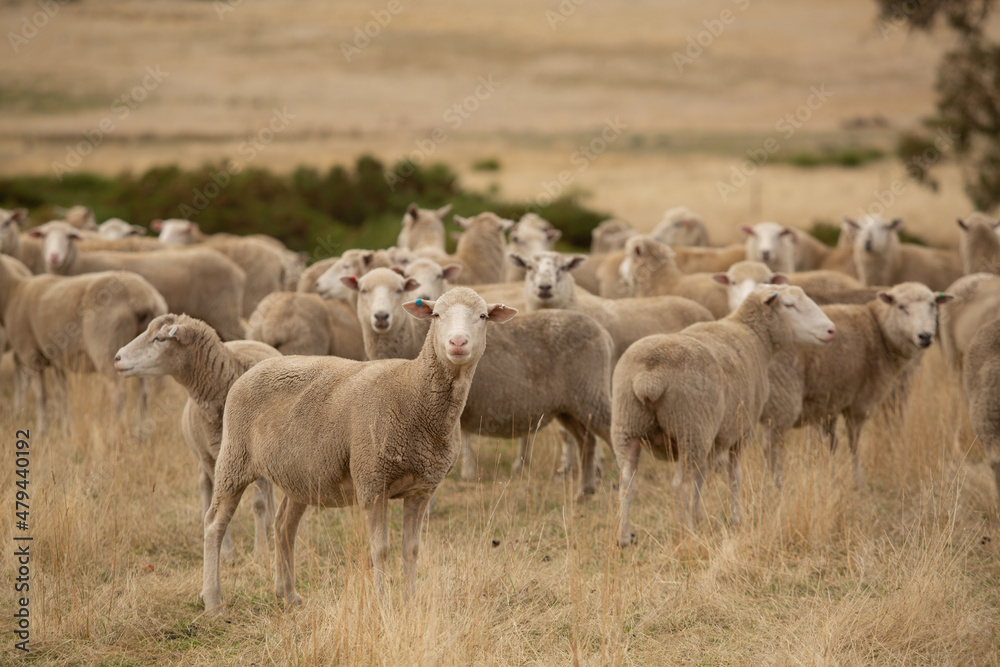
[2,0,999,664]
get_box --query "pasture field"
[1,346,998,665]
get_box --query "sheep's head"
[509,215,560,258]
[403,286,516,366]
[0,208,28,252]
[741,222,796,271]
[114,314,208,377]
[620,234,674,289]
[152,218,200,245]
[453,212,515,237]
[510,250,584,310]
[61,205,97,231]
[28,220,81,272]
[752,285,836,347]
[653,206,707,247]
[315,249,376,299]
[591,218,636,253]
[399,203,451,250]
[344,267,419,333]
[844,215,902,255]
[98,218,147,239]
[875,282,954,352]
[403,258,462,302]
[713,260,788,314]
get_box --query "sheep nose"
[761,251,771,261]
[865,240,873,253]
[449,335,469,349]
[114,354,121,362]
[48,253,59,265]
[538,284,552,291]
[374,312,389,322]
[918,332,932,347]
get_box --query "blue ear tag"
[416,298,423,308]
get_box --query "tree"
[875,0,1000,209]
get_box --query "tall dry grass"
[1,347,998,665]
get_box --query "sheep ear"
[935,292,955,305]
[546,228,562,242]
[150,219,163,232]
[341,275,360,291]
[435,203,453,218]
[361,251,375,267]
[762,291,780,306]
[11,208,28,224]
[563,255,588,272]
[712,273,731,285]
[498,218,515,232]
[486,303,517,323]
[632,243,643,257]
[843,217,860,230]
[771,273,790,285]
[888,218,904,231]
[164,323,194,344]
[877,291,894,305]
[402,278,420,292]
[27,228,44,238]
[780,227,796,240]
[69,231,81,241]
[957,218,969,231]
[406,203,419,219]
[391,266,406,277]
[403,298,435,319]
[740,225,755,237]
[507,253,530,270]
[441,263,462,281]
[453,215,469,230]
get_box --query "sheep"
[590,218,636,254]
[300,249,375,295]
[445,212,514,285]
[505,214,561,282]
[957,212,1000,275]
[938,273,1000,374]
[246,292,365,360]
[30,221,246,341]
[78,236,166,252]
[0,208,44,273]
[713,261,865,313]
[612,284,836,541]
[618,235,730,317]
[511,251,714,361]
[199,287,517,611]
[152,219,287,316]
[402,257,463,302]
[98,218,147,239]
[349,268,614,487]
[0,255,168,432]
[397,203,452,259]
[651,206,710,247]
[0,256,33,407]
[846,216,962,290]
[962,317,1000,507]
[114,314,280,559]
[61,205,97,231]
[741,222,833,273]
[725,279,952,487]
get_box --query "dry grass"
[1,347,998,665]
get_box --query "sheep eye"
[480,313,487,319]
[899,305,908,314]
[432,312,440,318]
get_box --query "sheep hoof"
[617,534,635,548]
[283,593,303,608]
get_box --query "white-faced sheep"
[591,218,637,254]
[741,222,833,273]
[721,274,952,487]
[303,249,376,295]
[957,212,1000,275]
[962,317,1000,507]
[199,287,517,611]
[397,203,452,259]
[30,221,246,341]
[651,206,710,247]
[348,268,614,489]
[446,213,514,285]
[115,314,281,558]
[505,214,561,282]
[98,218,148,239]
[612,285,835,542]
[846,216,962,290]
[0,208,44,273]
[153,219,288,316]
[0,256,168,432]
[60,205,97,231]
[618,235,730,317]
[713,261,866,313]
[938,273,1000,374]
[246,292,365,360]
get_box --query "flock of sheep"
[1,201,999,612]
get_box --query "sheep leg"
[991,459,1000,513]
[511,436,531,474]
[616,437,642,547]
[401,492,433,600]
[561,417,598,498]
[250,477,274,558]
[30,368,46,436]
[727,444,743,526]
[845,416,866,490]
[674,441,706,532]
[364,494,390,603]
[199,466,234,560]
[825,419,839,479]
[460,432,476,481]
[201,488,247,613]
[764,424,785,488]
[273,495,307,607]
[13,360,28,412]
